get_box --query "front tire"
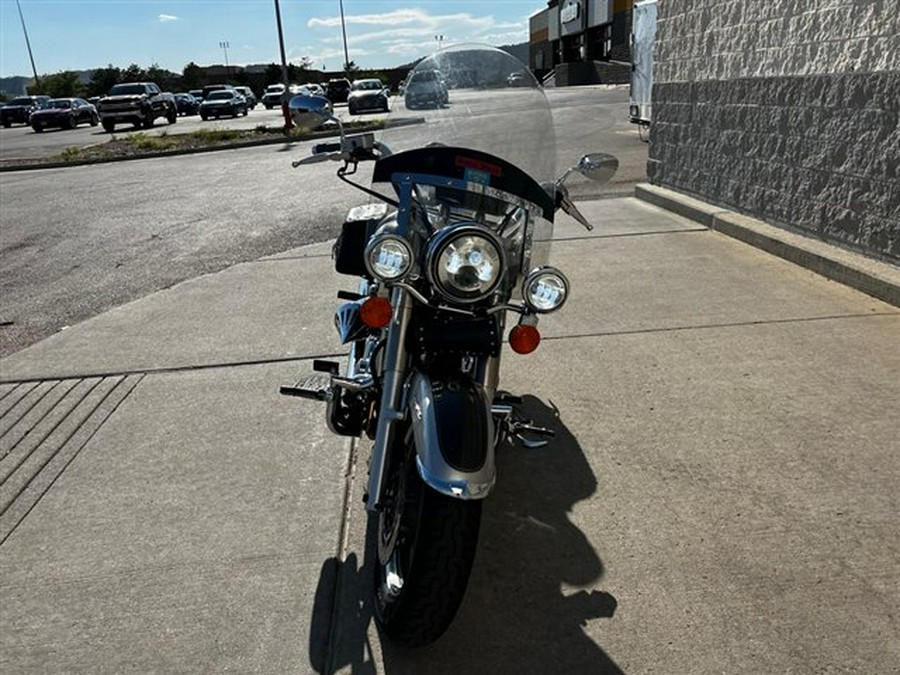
[373,437,481,647]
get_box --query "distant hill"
[1,70,93,97]
[499,42,529,65]
[0,76,34,97]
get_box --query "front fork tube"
[366,287,413,511]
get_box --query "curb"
[0,117,424,173]
[0,132,309,172]
[635,183,900,308]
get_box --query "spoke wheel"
[372,433,482,647]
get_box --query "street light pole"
[339,0,350,72]
[219,41,230,80]
[434,34,444,50]
[15,0,40,90]
[273,0,293,131]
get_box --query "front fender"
[408,372,496,500]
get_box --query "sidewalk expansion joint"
[551,227,708,242]
[0,352,348,386]
[541,311,900,343]
[0,373,144,546]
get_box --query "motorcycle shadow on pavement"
[309,395,622,674]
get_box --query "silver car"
[347,79,390,115]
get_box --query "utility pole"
[15,0,40,91]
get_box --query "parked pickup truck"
[97,82,177,132]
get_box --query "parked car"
[262,83,285,109]
[199,90,248,119]
[306,83,326,97]
[1,95,50,127]
[325,78,351,104]
[234,86,257,109]
[404,69,448,109]
[201,83,235,100]
[189,89,204,101]
[506,72,532,87]
[174,93,200,115]
[347,78,390,114]
[30,97,99,132]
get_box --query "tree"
[30,71,83,97]
[264,63,282,86]
[88,65,121,97]
[145,63,180,91]
[121,63,147,83]
[181,62,204,90]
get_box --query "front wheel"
[373,438,481,647]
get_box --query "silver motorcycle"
[282,45,617,646]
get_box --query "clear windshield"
[378,44,555,185]
[375,45,557,272]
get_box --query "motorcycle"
[281,45,617,647]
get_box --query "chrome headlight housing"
[426,225,505,304]
[365,234,413,281]
[523,267,569,313]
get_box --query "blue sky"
[0,0,545,78]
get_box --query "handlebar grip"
[313,141,342,154]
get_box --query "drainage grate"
[0,374,143,545]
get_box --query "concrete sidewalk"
[1,197,898,674]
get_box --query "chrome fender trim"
[408,372,496,500]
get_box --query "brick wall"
[648,0,900,262]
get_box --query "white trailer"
[629,0,657,128]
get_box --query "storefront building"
[530,0,633,84]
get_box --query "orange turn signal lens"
[509,324,541,354]
[360,296,393,328]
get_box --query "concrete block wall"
[648,0,900,263]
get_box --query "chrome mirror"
[576,153,618,184]
[289,94,335,129]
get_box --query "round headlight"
[365,235,412,280]
[523,267,569,313]
[427,226,504,303]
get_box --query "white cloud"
[158,14,178,23]
[479,31,528,43]
[303,7,529,67]
[308,8,494,42]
